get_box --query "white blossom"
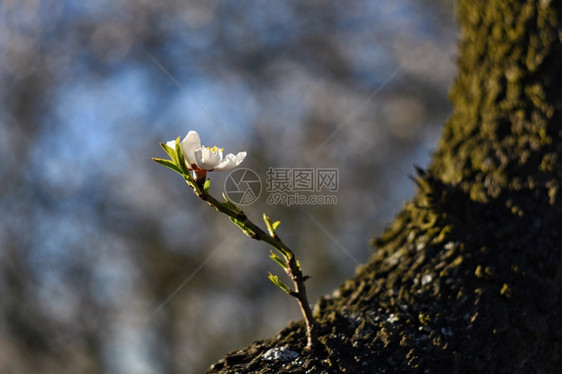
[169,130,246,178]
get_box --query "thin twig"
[188,174,317,350]
[154,141,318,350]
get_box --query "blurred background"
[0,1,457,373]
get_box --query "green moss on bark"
[207,1,562,373]
[431,0,562,202]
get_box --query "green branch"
[153,137,317,350]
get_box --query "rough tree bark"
[207,0,562,372]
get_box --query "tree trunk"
[207,1,562,373]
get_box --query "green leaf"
[272,221,281,231]
[152,157,183,175]
[203,179,211,193]
[268,272,292,294]
[174,137,190,173]
[173,136,181,154]
[184,175,196,190]
[270,250,287,269]
[263,214,278,238]
[222,193,241,213]
[160,142,179,164]
[229,217,256,238]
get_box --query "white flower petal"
[194,147,222,170]
[216,147,223,160]
[214,151,247,171]
[165,140,176,149]
[181,130,201,166]
[171,130,246,172]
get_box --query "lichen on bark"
[207,1,562,373]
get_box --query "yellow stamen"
[203,145,223,153]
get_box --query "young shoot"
[153,130,317,350]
